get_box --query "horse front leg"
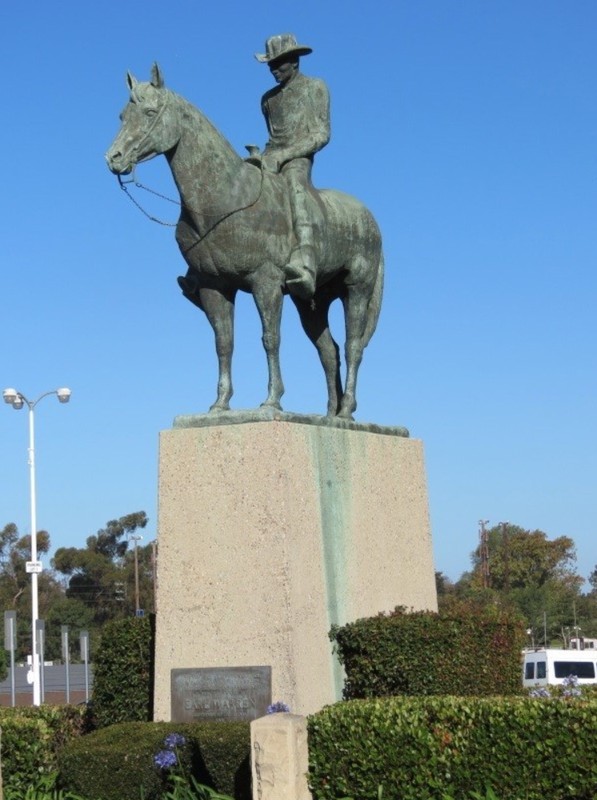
[252,281,285,410]
[198,286,236,412]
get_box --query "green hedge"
[331,607,525,698]
[57,721,251,800]
[0,705,87,797]
[308,696,597,800]
[91,615,154,728]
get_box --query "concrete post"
[251,714,312,800]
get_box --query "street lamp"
[2,387,71,705]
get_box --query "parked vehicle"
[569,636,597,650]
[522,648,597,688]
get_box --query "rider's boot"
[286,223,317,301]
[178,272,199,299]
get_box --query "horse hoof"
[260,401,282,411]
[208,403,230,414]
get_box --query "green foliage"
[0,522,66,661]
[448,524,593,646]
[52,511,153,626]
[0,637,7,681]
[307,695,597,800]
[331,605,526,699]
[471,525,579,592]
[4,771,86,800]
[0,705,87,798]
[57,721,251,800]
[162,773,235,800]
[91,615,154,727]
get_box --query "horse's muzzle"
[105,150,132,175]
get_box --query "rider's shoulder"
[261,84,282,106]
[297,73,327,88]
[298,74,329,99]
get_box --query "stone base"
[154,417,436,719]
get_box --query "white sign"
[26,560,43,574]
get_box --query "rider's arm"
[273,79,331,167]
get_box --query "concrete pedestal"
[154,414,436,719]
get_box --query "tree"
[52,512,151,627]
[470,524,581,593]
[457,524,586,645]
[0,522,65,660]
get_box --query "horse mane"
[168,87,241,163]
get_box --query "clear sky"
[1,1,596,590]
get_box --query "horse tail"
[363,249,384,347]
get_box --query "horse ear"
[151,62,164,88]
[126,71,138,94]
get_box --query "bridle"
[115,88,266,233]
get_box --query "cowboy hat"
[255,33,312,64]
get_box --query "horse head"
[106,63,179,175]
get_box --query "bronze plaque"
[171,666,272,722]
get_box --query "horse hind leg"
[339,267,372,419]
[292,294,343,416]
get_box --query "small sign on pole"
[80,630,90,702]
[4,610,16,650]
[36,619,46,702]
[25,560,43,574]
[61,625,70,704]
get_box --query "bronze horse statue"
[106,64,383,419]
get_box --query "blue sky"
[1,1,596,591]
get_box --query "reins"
[115,87,266,234]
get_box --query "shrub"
[57,721,251,800]
[0,705,87,797]
[307,695,597,800]
[330,605,525,698]
[91,615,154,728]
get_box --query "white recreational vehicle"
[522,648,597,688]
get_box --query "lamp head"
[3,388,18,404]
[56,388,71,404]
[2,388,23,409]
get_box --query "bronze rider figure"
[248,33,331,300]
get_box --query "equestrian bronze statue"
[106,43,383,420]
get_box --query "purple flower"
[164,733,187,749]
[529,687,551,699]
[154,749,178,770]
[267,701,290,714]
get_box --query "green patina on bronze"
[173,408,408,437]
[310,426,352,701]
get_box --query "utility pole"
[478,519,490,588]
[501,521,510,592]
[151,540,158,614]
[128,534,143,615]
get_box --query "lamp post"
[2,386,71,705]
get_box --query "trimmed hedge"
[91,615,154,727]
[57,721,251,800]
[331,606,525,698]
[307,695,597,800]
[0,705,87,797]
